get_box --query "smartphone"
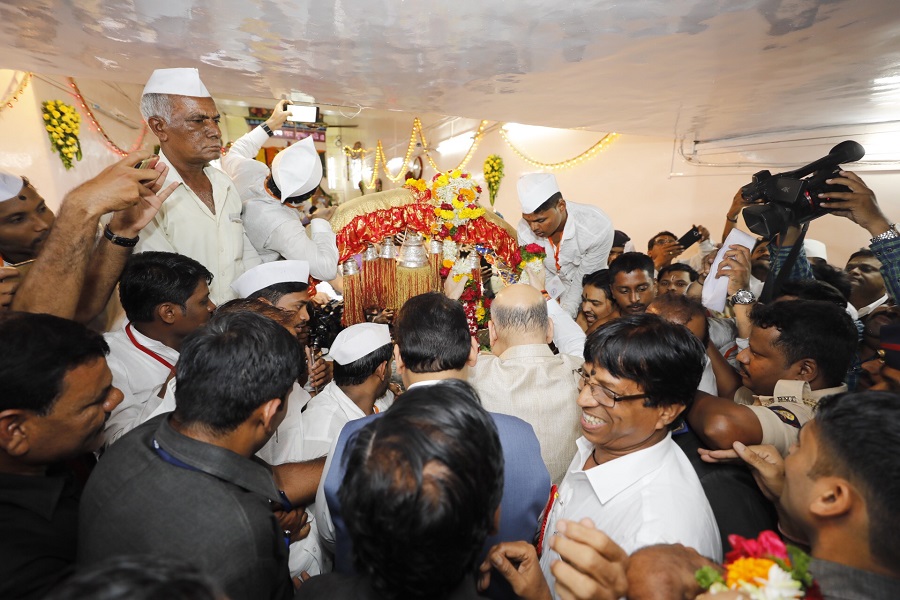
[287,105,320,123]
[676,226,702,251]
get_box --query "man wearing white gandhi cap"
[516,172,615,317]
[220,101,338,280]
[232,259,333,391]
[136,67,261,305]
[299,322,395,461]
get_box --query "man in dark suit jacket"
[314,293,551,600]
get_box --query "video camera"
[740,140,865,239]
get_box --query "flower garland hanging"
[483,154,504,206]
[42,100,82,170]
[696,531,820,599]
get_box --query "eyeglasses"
[575,368,649,406]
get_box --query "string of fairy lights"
[0,71,32,113]
[67,78,148,157]
[344,118,619,187]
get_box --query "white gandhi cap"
[142,68,211,97]
[329,323,391,365]
[231,260,310,298]
[803,239,828,262]
[517,173,560,214]
[272,136,322,200]
[0,169,24,202]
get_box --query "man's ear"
[546,318,555,345]
[259,398,284,434]
[557,198,567,215]
[157,302,179,325]
[487,321,498,348]
[656,403,686,431]
[809,477,853,519]
[374,360,389,381]
[794,358,819,383]
[0,409,32,458]
[393,345,405,375]
[147,116,168,141]
[467,335,479,367]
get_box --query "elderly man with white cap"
[299,323,394,460]
[136,67,261,305]
[220,101,338,281]
[517,173,614,317]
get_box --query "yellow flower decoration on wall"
[42,100,82,170]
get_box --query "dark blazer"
[323,409,551,600]
[78,416,293,600]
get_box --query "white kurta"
[299,381,369,461]
[135,152,261,305]
[539,434,721,597]
[102,323,178,447]
[219,127,338,280]
[517,200,614,317]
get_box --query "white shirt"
[135,152,261,305]
[220,127,339,280]
[102,323,178,446]
[518,200,614,317]
[539,434,721,596]
[698,355,718,396]
[546,298,586,357]
[299,381,371,461]
[856,293,889,318]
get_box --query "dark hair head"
[340,379,503,600]
[214,298,297,329]
[749,300,857,387]
[584,313,705,413]
[334,343,394,386]
[265,174,316,204]
[246,281,309,304]
[532,192,563,214]
[174,311,302,433]
[810,262,852,301]
[44,555,222,600]
[0,312,108,415]
[394,293,471,373]
[647,231,677,251]
[812,391,900,572]
[657,263,699,283]
[776,279,847,308]
[582,269,613,298]
[847,248,878,264]
[609,252,655,282]
[119,252,213,323]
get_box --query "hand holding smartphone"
[676,226,703,252]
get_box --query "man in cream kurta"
[136,68,260,305]
[472,285,585,484]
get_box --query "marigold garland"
[483,154,504,206]
[42,100,82,170]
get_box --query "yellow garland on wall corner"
[42,100,82,170]
[0,71,32,113]
[343,118,489,189]
[499,129,619,170]
[67,78,148,157]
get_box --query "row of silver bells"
[342,232,441,275]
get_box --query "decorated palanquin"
[331,171,522,333]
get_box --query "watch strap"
[104,225,139,247]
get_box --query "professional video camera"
[740,140,865,239]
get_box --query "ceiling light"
[436,132,474,154]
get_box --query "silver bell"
[342,259,360,276]
[379,236,398,260]
[397,232,429,268]
[363,243,378,261]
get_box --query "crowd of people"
[1,66,899,600]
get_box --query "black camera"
[308,300,344,351]
[740,140,865,239]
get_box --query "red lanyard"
[547,237,562,271]
[125,323,176,371]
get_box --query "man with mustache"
[136,67,261,305]
[608,252,657,316]
[0,313,124,599]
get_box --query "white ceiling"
[3,0,900,142]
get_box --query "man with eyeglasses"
[538,313,722,594]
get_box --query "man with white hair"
[517,173,614,316]
[220,101,338,281]
[136,67,261,304]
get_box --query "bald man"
[471,284,584,484]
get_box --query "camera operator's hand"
[266,100,291,132]
[819,170,893,237]
[651,239,684,270]
[695,224,711,243]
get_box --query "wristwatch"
[729,289,756,305]
[870,223,898,244]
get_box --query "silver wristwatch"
[870,224,898,244]
[730,289,756,305]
